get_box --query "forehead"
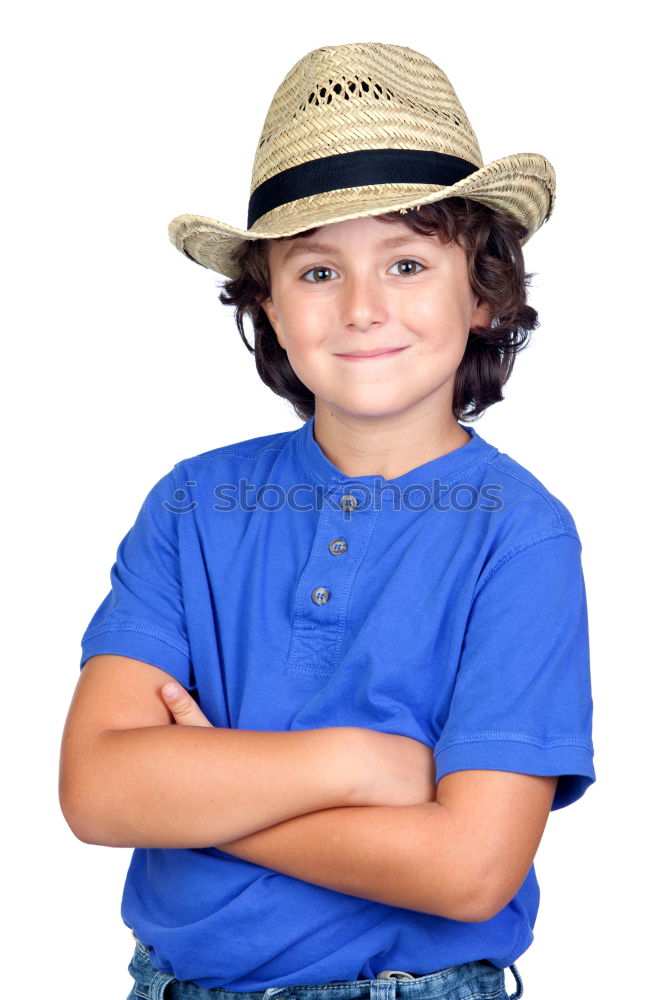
[267,214,442,264]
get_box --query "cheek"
[282,302,332,352]
[405,292,471,343]
[275,319,320,377]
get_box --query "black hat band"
[247,148,479,229]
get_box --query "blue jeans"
[127,937,523,1000]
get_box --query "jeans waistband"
[129,936,523,1000]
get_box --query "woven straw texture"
[169,42,555,278]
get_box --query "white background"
[2,2,662,997]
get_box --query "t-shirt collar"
[296,414,494,486]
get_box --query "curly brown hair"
[217,197,539,422]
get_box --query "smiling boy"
[60,42,594,1000]
[262,217,483,476]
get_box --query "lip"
[335,347,408,360]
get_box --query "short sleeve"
[79,464,194,687]
[434,531,595,810]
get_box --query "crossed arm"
[59,655,557,922]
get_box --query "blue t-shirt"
[80,417,595,989]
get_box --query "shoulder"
[482,447,579,539]
[462,430,583,585]
[178,426,297,466]
[172,426,299,481]
[134,426,302,520]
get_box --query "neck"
[312,404,471,481]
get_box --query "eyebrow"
[281,233,435,263]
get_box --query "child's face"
[262,215,490,426]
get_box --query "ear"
[471,298,493,330]
[260,297,286,350]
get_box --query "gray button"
[377,971,416,980]
[340,493,358,512]
[311,587,330,605]
[329,538,347,555]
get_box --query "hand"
[161,682,213,727]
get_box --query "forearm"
[213,801,477,921]
[61,724,358,849]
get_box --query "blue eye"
[302,267,339,282]
[389,259,424,276]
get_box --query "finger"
[162,682,213,727]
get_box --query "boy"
[60,42,595,1000]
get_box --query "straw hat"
[168,42,555,279]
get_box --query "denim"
[127,938,523,1000]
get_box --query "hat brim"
[168,152,555,279]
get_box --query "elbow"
[60,790,125,847]
[61,810,104,846]
[445,870,523,923]
[437,862,516,923]
[59,776,104,845]
[59,792,92,844]
[449,891,506,924]
[59,756,124,847]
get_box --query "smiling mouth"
[335,347,408,360]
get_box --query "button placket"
[285,483,374,678]
[310,488,360,606]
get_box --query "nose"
[341,270,388,331]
